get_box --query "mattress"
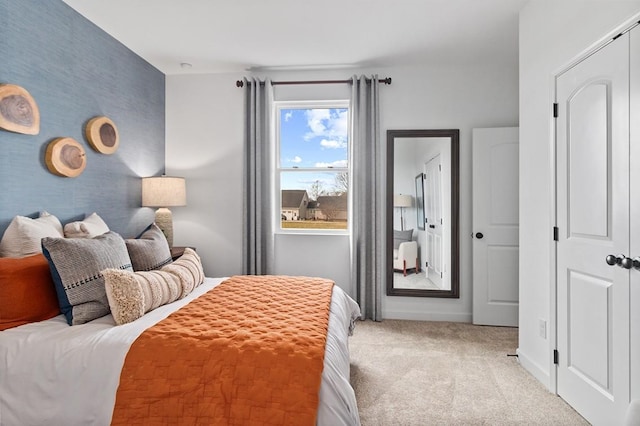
[0,277,361,425]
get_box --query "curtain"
[350,75,383,321]
[242,77,274,275]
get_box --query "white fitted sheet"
[0,277,361,425]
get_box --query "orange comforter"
[111,275,334,425]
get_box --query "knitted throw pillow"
[104,248,205,325]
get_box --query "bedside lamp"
[394,194,413,231]
[141,175,186,248]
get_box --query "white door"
[630,25,640,408]
[472,127,519,327]
[424,155,443,288]
[556,32,630,424]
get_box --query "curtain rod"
[235,77,391,88]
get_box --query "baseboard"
[383,310,472,322]
[516,347,553,392]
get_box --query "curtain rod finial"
[383,77,392,85]
[236,80,244,88]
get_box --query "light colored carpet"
[349,320,589,425]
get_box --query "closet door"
[556,32,630,424]
[472,127,519,327]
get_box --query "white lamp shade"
[394,194,413,208]
[142,176,186,207]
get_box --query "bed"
[0,215,362,425]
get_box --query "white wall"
[518,0,640,389]
[165,73,244,278]
[166,60,518,321]
[382,64,518,321]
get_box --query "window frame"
[274,99,351,235]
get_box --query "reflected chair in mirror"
[393,229,419,276]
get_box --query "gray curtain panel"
[242,77,274,275]
[350,75,383,321]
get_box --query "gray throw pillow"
[42,231,133,325]
[125,223,172,272]
[393,229,413,250]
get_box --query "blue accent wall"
[0,0,165,238]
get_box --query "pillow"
[104,248,205,325]
[393,229,413,250]
[0,212,64,258]
[63,212,110,238]
[0,254,60,331]
[103,268,182,325]
[162,248,205,298]
[41,231,133,325]
[125,223,172,271]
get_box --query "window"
[276,101,349,232]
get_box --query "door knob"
[429,225,435,229]
[475,232,484,239]
[606,254,624,266]
[621,257,634,269]
[605,254,636,269]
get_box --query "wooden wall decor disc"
[45,137,87,177]
[85,116,119,154]
[0,84,40,135]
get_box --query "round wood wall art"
[45,137,87,178]
[85,116,119,154]
[0,84,40,135]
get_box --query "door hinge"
[553,226,559,241]
[441,272,443,278]
[553,103,558,118]
[439,164,442,171]
[553,349,559,365]
[425,261,429,268]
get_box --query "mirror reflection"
[387,129,459,298]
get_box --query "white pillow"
[63,212,110,238]
[0,212,64,258]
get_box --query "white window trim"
[274,100,350,236]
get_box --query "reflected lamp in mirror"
[141,176,186,248]
[394,194,413,231]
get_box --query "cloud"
[315,160,348,168]
[284,111,293,122]
[320,139,347,149]
[290,156,302,163]
[304,108,348,144]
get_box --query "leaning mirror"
[386,129,460,298]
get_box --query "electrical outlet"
[539,319,547,339]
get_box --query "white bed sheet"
[0,277,361,425]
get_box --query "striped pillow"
[42,231,133,325]
[104,248,205,325]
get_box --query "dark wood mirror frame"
[386,129,460,298]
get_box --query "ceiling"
[61,0,528,75]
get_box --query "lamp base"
[154,207,174,248]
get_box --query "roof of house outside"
[316,193,348,210]
[281,190,308,208]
